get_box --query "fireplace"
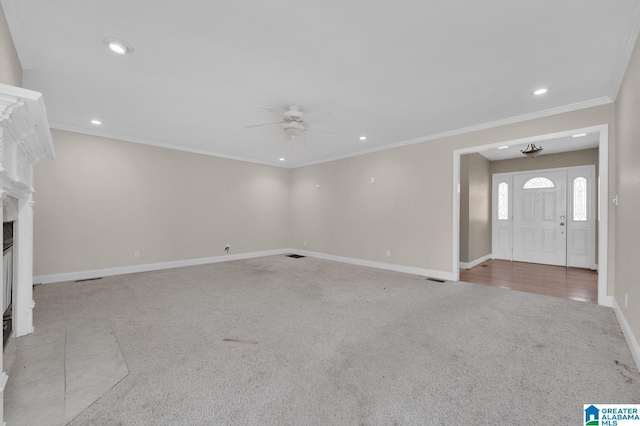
[3,222,13,349]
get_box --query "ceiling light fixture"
[279,158,285,161]
[281,121,306,139]
[572,133,587,138]
[359,136,367,141]
[498,146,509,150]
[103,37,134,55]
[533,88,549,96]
[90,119,102,125]
[521,143,544,158]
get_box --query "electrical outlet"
[134,251,140,258]
[386,250,391,257]
[304,240,307,246]
[625,293,628,309]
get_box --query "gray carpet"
[30,256,639,425]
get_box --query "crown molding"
[294,96,613,168]
[608,0,640,101]
[0,0,34,70]
[52,96,612,170]
[48,123,290,169]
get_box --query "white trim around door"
[491,165,596,269]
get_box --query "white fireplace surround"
[0,83,55,424]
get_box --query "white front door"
[512,171,567,266]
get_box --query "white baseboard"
[34,248,456,285]
[612,298,640,374]
[291,249,455,281]
[33,249,292,284]
[600,295,613,308]
[459,253,492,270]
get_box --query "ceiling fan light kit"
[521,143,544,158]
[245,105,335,148]
[282,120,306,139]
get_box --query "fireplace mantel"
[0,83,55,424]
[0,84,55,195]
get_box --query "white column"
[0,189,7,426]
[14,192,34,337]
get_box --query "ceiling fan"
[245,106,335,142]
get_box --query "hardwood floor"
[459,259,597,304]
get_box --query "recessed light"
[498,146,509,150]
[279,158,285,161]
[359,136,367,141]
[533,88,549,96]
[90,119,102,125]
[103,37,134,55]
[572,133,587,138]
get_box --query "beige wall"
[33,130,291,276]
[291,104,616,285]
[459,153,491,263]
[614,37,640,351]
[0,3,21,86]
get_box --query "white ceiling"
[4,0,639,167]
[479,132,600,161]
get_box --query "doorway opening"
[453,125,609,306]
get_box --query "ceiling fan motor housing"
[284,105,305,122]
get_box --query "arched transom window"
[523,177,555,189]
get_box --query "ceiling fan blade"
[310,123,336,134]
[245,121,282,129]
[259,106,284,116]
[304,108,334,121]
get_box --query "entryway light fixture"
[521,143,544,158]
[103,37,134,55]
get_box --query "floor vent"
[286,254,306,259]
[75,277,104,283]
[426,278,445,283]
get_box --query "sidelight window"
[498,182,509,220]
[573,177,587,221]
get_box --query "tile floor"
[3,318,128,425]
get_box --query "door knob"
[560,222,565,226]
